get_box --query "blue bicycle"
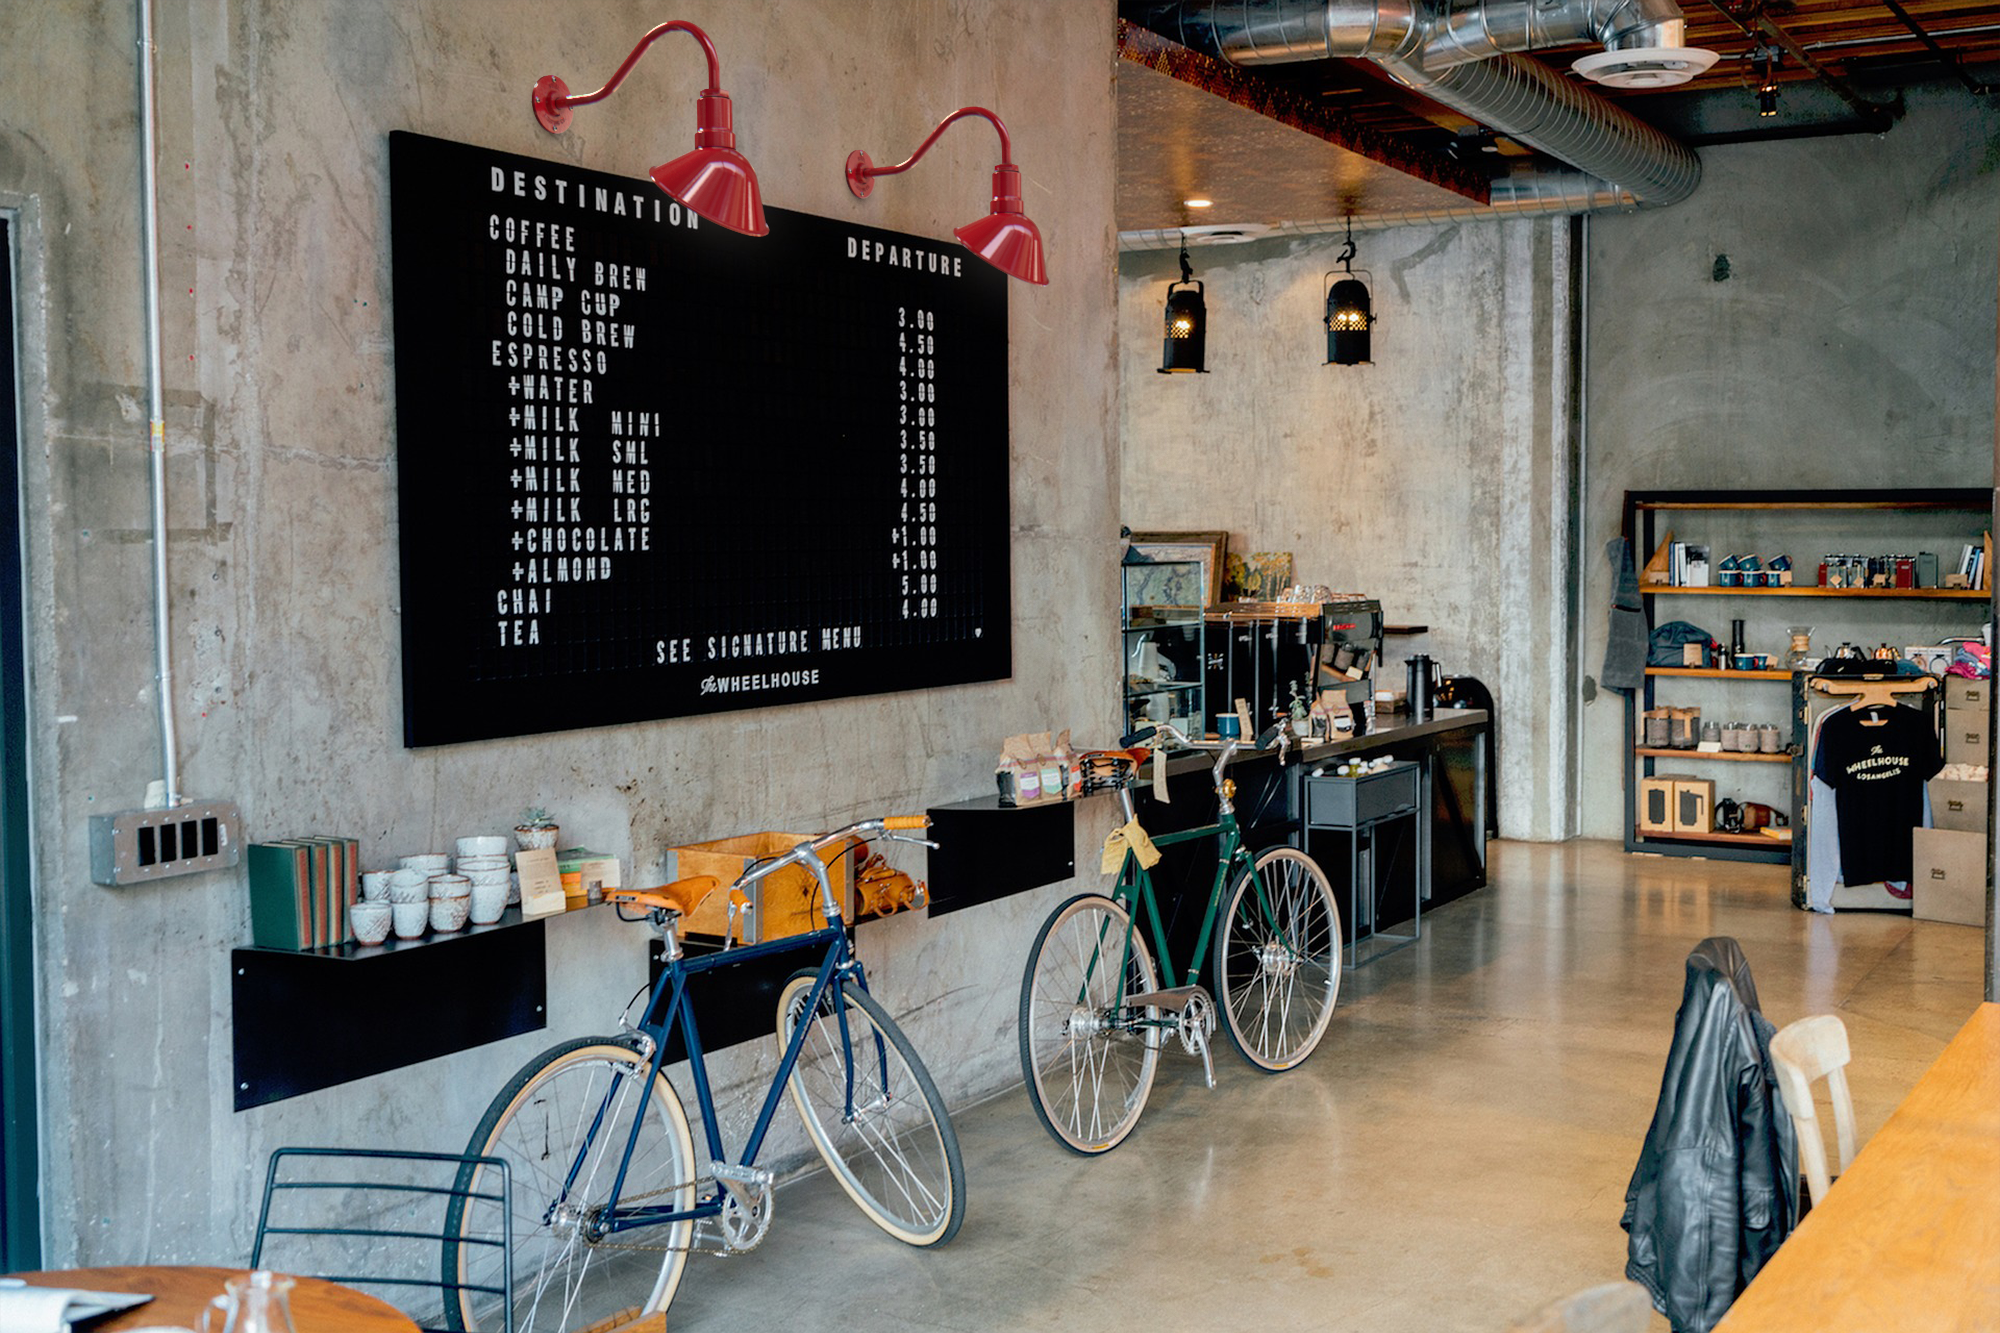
[444,818,965,1331]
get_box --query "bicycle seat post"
[1116,771,1138,824]
[655,908,684,963]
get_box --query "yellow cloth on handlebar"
[1101,819,1162,874]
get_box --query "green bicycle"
[1018,724,1342,1154]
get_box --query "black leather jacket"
[1622,937,1799,1332]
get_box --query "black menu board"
[388,132,1012,746]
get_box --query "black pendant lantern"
[1323,217,1374,367]
[1159,240,1207,374]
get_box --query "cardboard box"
[1911,827,1988,927]
[1672,777,1715,833]
[1945,711,1990,767]
[1639,775,1684,833]
[671,831,851,943]
[1945,675,1987,712]
[1930,778,1989,833]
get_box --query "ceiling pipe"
[1700,0,1900,129]
[1134,0,1705,212]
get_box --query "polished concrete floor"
[631,840,1990,1331]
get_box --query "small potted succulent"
[514,806,561,852]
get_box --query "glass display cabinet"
[1121,551,1207,737]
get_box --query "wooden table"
[5,1265,419,1332]
[1718,1001,2000,1331]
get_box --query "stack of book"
[247,836,360,950]
[1956,542,1987,590]
[1668,542,1711,588]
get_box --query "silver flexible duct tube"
[1380,52,1701,205]
[136,0,180,807]
[1149,0,1704,209]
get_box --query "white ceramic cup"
[457,834,509,858]
[359,870,393,902]
[464,867,511,889]
[429,872,471,899]
[350,900,392,945]
[455,855,509,874]
[469,880,508,925]
[430,894,471,933]
[400,852,450,874]
[391,900,428,939]
[387,868,429,903]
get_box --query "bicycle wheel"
[1018,892,1162,1155]
[776,972,966,1247]
[447,1037,698,1332]
[1213,846,1342,1072]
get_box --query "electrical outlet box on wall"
[88,800,242,886]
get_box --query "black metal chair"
[250,1147,513,1333]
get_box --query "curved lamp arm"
[846,107,1014,198]
[534,20,724,133]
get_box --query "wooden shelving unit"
[1621,487,1991,867]
[1642,586,1984,600]
[1637,828,1793,849]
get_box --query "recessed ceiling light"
[1184,197,1214,208]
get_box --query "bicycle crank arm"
[1125,985,1219,1089]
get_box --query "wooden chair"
[1769,1014,1858,1208]
[1503,1280,1653,1332]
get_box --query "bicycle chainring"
[1177,990,1216,1056]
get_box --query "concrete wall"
[1578,87,2000,839]
[1,0,1119,1263]
[1119,220,1579,840]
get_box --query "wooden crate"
[670,832,851,943]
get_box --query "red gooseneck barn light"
[531,20,768,237]
[845,108,1047,285]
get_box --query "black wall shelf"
[231,918,547,1111]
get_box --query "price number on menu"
[895,306,941,620]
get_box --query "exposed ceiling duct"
[1123,0,1709,242]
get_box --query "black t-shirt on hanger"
[1812,704,1944,885]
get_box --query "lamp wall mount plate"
[532,75,576,134]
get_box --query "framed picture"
[1125,530,1229,608]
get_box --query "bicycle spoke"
[1215,851,1340,1073]
[1020,895,1159,1154]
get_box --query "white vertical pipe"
[136,0,180,808]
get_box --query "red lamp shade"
[650,90,768,236]
[531,22,768,238]
[846,109,1048,285]
[955,164,1046,285]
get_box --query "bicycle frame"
[1098,737,1297,1007]
[1112,812,1251,992]
[556,817,907,1244]
[582,922,869,1237]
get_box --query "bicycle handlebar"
[732,817,930,898]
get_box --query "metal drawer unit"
[1301,759,1428,967]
